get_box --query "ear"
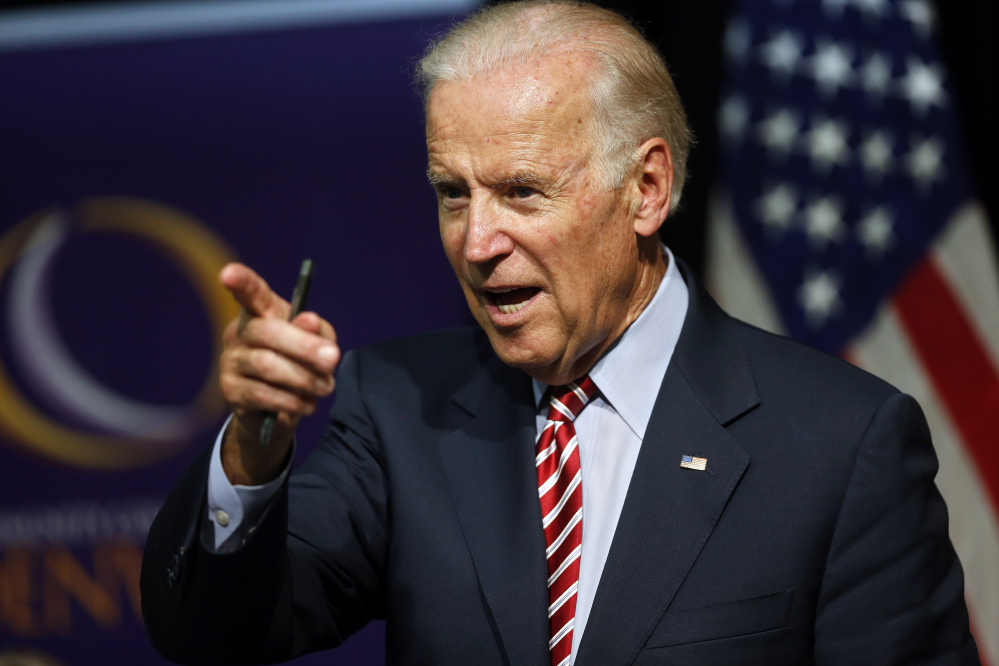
[631,138,673,238]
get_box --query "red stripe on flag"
[893,257,999,517]
[968,611,992,666]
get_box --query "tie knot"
[546,376,598,423]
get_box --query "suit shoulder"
[730,317,899,406]
[718,317,918,488]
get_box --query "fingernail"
[315,377,332,392]
[318,346,337,363]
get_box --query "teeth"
[498,300,529,314]
[490,287,517,293]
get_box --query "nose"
[463,197,514,264]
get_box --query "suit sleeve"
[813,392,980,665]
[140,350,389,665]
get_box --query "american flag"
[680,455,708,471]
[706,0,999,661]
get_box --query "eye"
[512,186,537,199]
[436,184,467,201]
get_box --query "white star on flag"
[899,0,936,37]
[755,183,799,233]
[803,196,847,250]
[899,57,946,115]
[808,40,854,98]
[757,108,801,158]
[853,0,889,21]
[758,30,805,81]
[719,95,750,143]
[860,131,894,180]
[856,206,895,256]
[906,135,945,191]
[860,52,892,99]
[804,116,851,172]
[797,268,843,328]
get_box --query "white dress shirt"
[205,247,689,662]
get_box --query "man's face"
[426,54,650,385]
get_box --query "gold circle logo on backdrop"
[0,198,240,470]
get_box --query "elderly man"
[141,1,979,664]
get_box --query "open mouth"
[484,287,541,314]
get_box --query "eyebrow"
[426,170,459,187]
[425,169,552,189]
[493,173,547,189]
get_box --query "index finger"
[220,263,290,319]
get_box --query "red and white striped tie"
[536,377,597,666]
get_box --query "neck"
[625,238,668,328]
[548,239,668,385]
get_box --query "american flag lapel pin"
[680,455,708,471]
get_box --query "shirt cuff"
[204,414,293,553]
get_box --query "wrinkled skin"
[427,52,674,385]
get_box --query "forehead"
[425,53,596,175]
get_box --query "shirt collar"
[532,245,689,439]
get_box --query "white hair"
[417,0,692,211]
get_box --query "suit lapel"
[438,355,550,666]
[576,268,759,665]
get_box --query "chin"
[490,338,545,370]
[484,330,567,382]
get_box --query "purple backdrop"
[0,8,472,665]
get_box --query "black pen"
[259,258,314,447]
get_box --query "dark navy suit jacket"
[141,264,979,665]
